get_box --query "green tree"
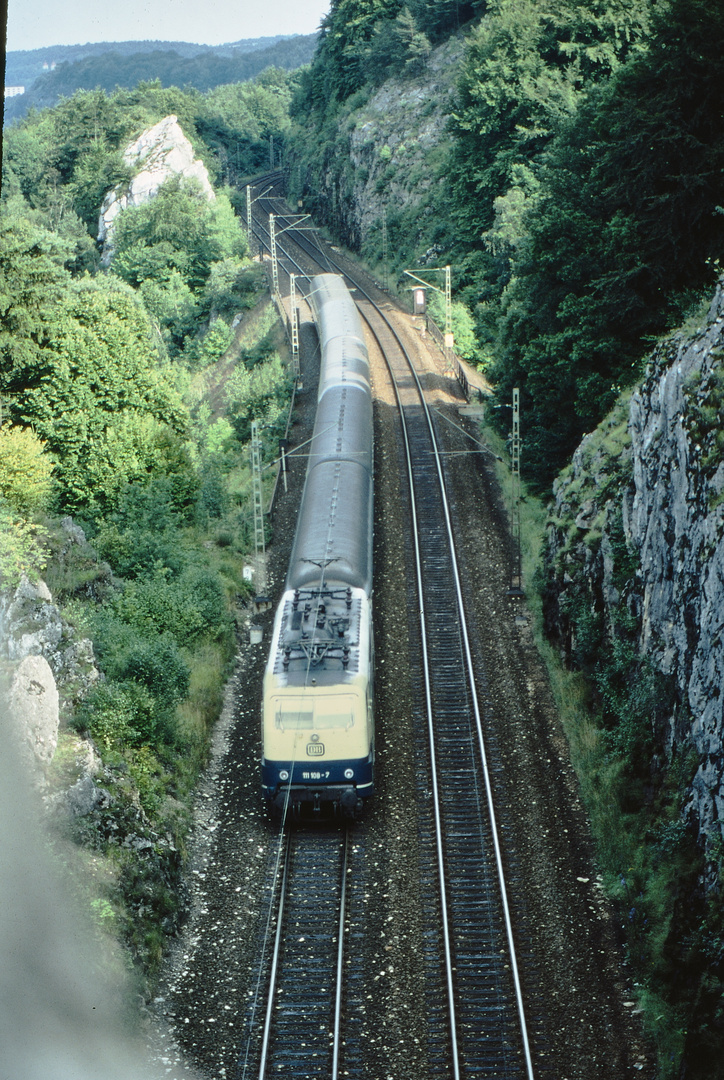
[493,0,724,488]
[365,7,432,82]
[111,176,247,292]
[1,113,58,205]
[447,0,654,319]
[16,275,188,512]
[198,70,296,176]
[452,0,586,242]
[0,215,70,397]
[0,426,55,515]
[140,270,200,355]
[201,258,264,319]
[408,0,485,43]
[225,353,293,442]
[314,0,404,102]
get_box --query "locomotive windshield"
[274,695,355,730]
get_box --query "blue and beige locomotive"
[262,275,374,818]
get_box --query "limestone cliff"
[0,519,101,785]
[544,278,724,855]
[290,35,461,256]
[98,114,215,260]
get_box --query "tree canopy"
[490,0,724,485]
[12,270,189,513]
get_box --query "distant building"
[4,86,25,98]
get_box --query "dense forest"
[0,70,299,975]
[5,35,296,89]
[287,0,724,489]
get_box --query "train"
[261,274,375,819]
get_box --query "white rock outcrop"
[98,114,215,259]
[0,572,98,688]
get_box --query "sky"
[5,0,331,52]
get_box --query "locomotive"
[261,274,375,818]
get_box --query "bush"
[121,637,190,710]
[201,258,264,318]
[74,679,172,751]
[226,353,293,442]
[183,316,234,369]
[0,425,55,514]
[196,466,230,522]
[109,565,231,644]
[0,499,49,586]
[92,477,193,578]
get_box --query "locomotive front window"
[314,712,353,729]
[276,708,314,730]
[313,695,355,729]
[274,695,355,730]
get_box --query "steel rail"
[361,305,535,1079]
[256,830,292,1080]
[364,312,462,1080]
[332,830,350,1080]
[359,301,535,1080]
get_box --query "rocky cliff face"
[292,36,461,255]
[0,519,101,787]
[98,114,215,261]
[545,279,724,855]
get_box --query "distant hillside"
[4,35,318,123]
[5,37,298,89]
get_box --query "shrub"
[74,679,172,751]
[121,637,190,710]
[109,565,231,644]
[0,499,49,585]
[0,425,55,514]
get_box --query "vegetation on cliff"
[532,290,724,1075]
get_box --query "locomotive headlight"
[279,770,289,780]
[344,769,354,779]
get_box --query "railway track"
[359,299,535,1079]
[246,192,537,1077]
[238,826,368,1080]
